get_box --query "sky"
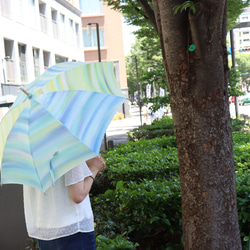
[122,18,138,55]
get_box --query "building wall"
[81,1,129,117]
[102,3,127,91]
[0,1,84,248]
[233,7,250,52]
[0,0,84,94]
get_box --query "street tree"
[104,0,250,249]
[228,68,244,97]
[143,3,241,249]
[127,35,167,101]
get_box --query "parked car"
[239,92,250,105]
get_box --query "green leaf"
[149,216,160,224]
[116,180,124,190]
[173,1,196,15]
[243,236,249,241]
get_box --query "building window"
[79,0,102,14]
[16,0,24,23]
[242,16,248,20]
[18,44,27,82]
[55,55,68,63]
[29,0,38,29]
[4,39,15,83]
[39,3,47,33]
[75,23,80,47]
[243,31,249,35]
[69,19,74,44]
[83,28,104,48]
[243,39,250,42]
[51,9,58,38]
[59,13,66,41]
[43,51,50,70]
[33,48,40,78]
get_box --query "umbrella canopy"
[0,61,125,192]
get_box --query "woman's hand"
[86,154,106,178]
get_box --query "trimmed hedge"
[127,117,250,142]
[127,116,175,141]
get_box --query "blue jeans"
[37,231,96,250]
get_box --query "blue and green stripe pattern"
[0,62,125,192]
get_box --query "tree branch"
[137,0,158,32]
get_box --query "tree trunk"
[151,0,241,249]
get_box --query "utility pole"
[87,23,108,150]
[230,29,239,118]
[134,56,142,126]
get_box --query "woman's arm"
[69,155,106,204]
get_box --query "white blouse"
[23,162,94,240]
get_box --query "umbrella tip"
[20,88,32,99]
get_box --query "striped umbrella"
[0,62,125,192]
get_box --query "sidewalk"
[100,106,144,150]
[100,105,171,150]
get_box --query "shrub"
[231,118,250,132]
[127,116,175,141]
[91,136,178,195]
[96,234,139,249]
[93,179,182,250]
[233,132,250,170]
[127,117,249,142]
[236,168,250,250]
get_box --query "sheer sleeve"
[65,162,93,186]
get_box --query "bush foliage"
[127,116,175,141]
[92,117,250,249]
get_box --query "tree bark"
[150,0,241,249]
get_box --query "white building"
[0,0,83,98]
[233,7,250,52]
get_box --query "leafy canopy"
[105,0,250,102]
[103,0,250,33]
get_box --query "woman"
[23,154,106,250]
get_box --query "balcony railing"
[52,20,58,38]
[34,65,40,78]
[59,27,66,42]
[20,62,27,83]
[40,13,47,33]
[1,0,11,17]
[68,29,74,45]
[5,60,15,83]
[76,34,80,48]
